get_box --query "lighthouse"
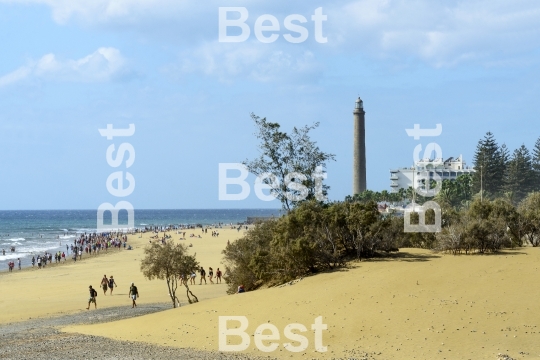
[353,97,366,194]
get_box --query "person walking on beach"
[108,276,117,295]
[199,266,207,285]
[31,256,35,268]
[129,282,139,308]
[100,275,109,295]
[208,267,214,284]
[17,258,21,270]
[216,268,222,284]
[190,271,196,285]
[86,285,98,310]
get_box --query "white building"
[389,155,475,192]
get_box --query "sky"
[0,0,539,210]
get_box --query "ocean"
[0,209,281,270]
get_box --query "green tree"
[518,192,540,246]
[499,143,510,177]
[503,145,535,203]
[140,242,199,308]
[532,137,540,191]
[472,132,505,197]
[346,201,381,259]
[222,219,277,294]
[435,175,473,209]
[243,114,335,212]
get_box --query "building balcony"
[390,183,398,187]
[390,175,399,180]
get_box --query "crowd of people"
[180,266,223,286]
[4,231,133,272]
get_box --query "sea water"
[0,209,281,270]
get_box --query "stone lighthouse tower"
[353,97,366,194]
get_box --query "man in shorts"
[129,282,139,308]
[100,274,108,295]
[86,285,97,310]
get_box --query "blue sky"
[0,0,539,210]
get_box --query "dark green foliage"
[518,192,540,246]
[503,145,535,203]
[532,137,540,191]
[434,174,473,209]
[351,174,473,211]
[472,132,506,197]
[221,200,400,294]
[347,188,407,203]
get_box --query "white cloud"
[0,47,127,87]
[0,66,31,87]
[0,0,209,24]
[2,0,540,67]
[331,0,540,66]
[174,41,322,83]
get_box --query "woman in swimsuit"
[108,275,117,295]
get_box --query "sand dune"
[2,227,539,359]
[63,246,540,359]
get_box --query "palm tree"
[398,188,406,202]
[435,188,453,207]
[380,190,389,202]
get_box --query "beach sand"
[0,227,236,324]
[65,247,540,359]
[2,228,540,359]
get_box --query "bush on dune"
[222,200,400,294]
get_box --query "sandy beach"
[2,228,540,359]
[0,227,236,324]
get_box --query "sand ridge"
[2,226,539,359]
[64,247,540,359]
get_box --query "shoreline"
[0,221,256,272]
[0,227,243,325]
[0,244,128,275]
